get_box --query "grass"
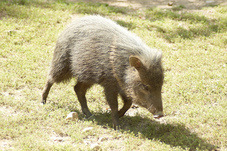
[0,0,226,150]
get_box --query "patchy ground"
[70,0,227,9]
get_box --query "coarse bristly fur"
[42,15,164,129]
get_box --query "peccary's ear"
[129,56,143,70]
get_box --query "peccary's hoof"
[114,125,121,131]
[41,100,46,105]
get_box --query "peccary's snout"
[153,111,164,119]
[148,103,164,119]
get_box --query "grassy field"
[0,0,226,150]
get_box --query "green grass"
[0,0,226,150]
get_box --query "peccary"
[42,15,164,129]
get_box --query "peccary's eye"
[142,84,149,91]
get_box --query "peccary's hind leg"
[42,50,72,104]
[118,91,132,118]
[74,82,93,118]
[42,80,54,104]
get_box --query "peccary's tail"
[42,46,73,104]
[48,44,73,83]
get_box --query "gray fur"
[42,15,164,129]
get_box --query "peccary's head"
[126,51,164,119]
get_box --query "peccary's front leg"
[118,91,132,118]
[74,82,92,118]
[104,86,120,130]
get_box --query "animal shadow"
[88,112,218,151]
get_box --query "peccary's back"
[55,15,161,84]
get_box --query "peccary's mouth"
[153,111,164,119]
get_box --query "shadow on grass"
[0,0,131,19]
[47,99,218,150]
[48,90,218,150]
[116,20,137,30]
[145,7,226,42]
[1,0,225,43]
[85,112,218,150]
